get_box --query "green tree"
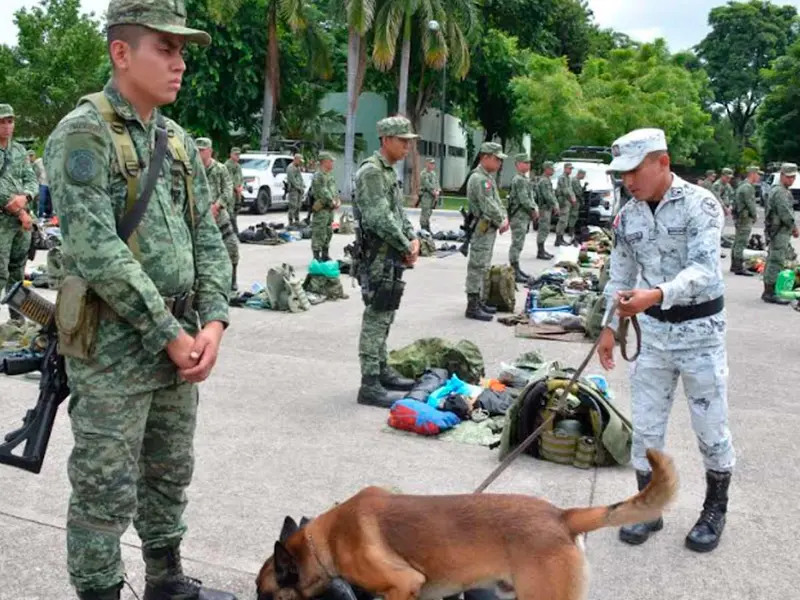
[696,0,798,147]
[757,39,800,163]
[0,0,106,141]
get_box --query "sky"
[3,0,800,52]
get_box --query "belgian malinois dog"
[256,448,677,600]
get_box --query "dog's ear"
[299,516,311,528]
[280,516,299,542]
[274,541,300,587]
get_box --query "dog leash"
[473,298,640,494]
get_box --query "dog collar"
[304,528,337,579]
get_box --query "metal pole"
[439,63,446,195]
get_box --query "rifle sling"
[116,115,169,243]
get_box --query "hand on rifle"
[179,321,225,383]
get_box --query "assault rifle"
[0,283,70,474]
[458,206,476,257]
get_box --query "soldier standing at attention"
[535,160,558,259]
[43,1,235,598]
[569,168,586,243]
[730,165,760,277]
[701,169,716,192]
[762,163,798,305]
[310,152,339,261]
[224,146,243,234]
[354,116,418,407]
[712,167,734,215]
[464,142,509,322]
[197,137,240,291]
[598,128,735,554]
[506,153,538,283]
[418,157,440,231]
[285,153,305,226]
[554,162,576,246]
[0,103,37,324]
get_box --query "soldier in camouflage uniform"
[731,165,760,277]
[570,168,586,241]
[464,142,509,322]
[285,153,305,226]
[554,162,576,246]
[43,1,235,598]
[224,146,243,234]
[762,162,798,305]
[354,116,418,407]
[197,138,240,291]
[310,152,339,261]
[535,161,558,259]
[700,169,716,192]
[418,157,440,231]
[0,103,37,324]
[599,128,734,555]
[711,167,734,215]
[506,153,538,282]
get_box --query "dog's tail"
[562,448,678,537]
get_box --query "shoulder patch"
[484,179,492,191]
[66,149,99,184]
[701,196,721,217]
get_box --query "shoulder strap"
[166,126,196,230]
[0,146,11,180]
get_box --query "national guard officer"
[731,165,760,276]
[418,157,440,231]
[762,162,798,304]
[535,160,558,259]
[286,153,306,226]
[554,161,576,246]
[598,128,735,554]
[712,167,734,215]
[506,152,538,282]
[224,146,243,234]
[43,0,235,597]
[354,116,418,407]
[310,151,339,261]
[464,142,509,322]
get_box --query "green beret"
[479,142,507,159]
[514,153,531,163]
[195,137,212,149]
[0,104,14,119]
[377,116,418,139]
[106,0,212,46]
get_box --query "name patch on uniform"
[701,197,721,217]
[624,231,644,243]
[667,227,687,235]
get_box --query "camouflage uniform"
[310,152,337,261]
[286,156,305,225]
[570,171,585,232]
[0,104,37,323]
[605,128,734,554]
[355,116,418,408]
[535,162,557,258]
[700,170,715,192]
[554,164,576,242]
[763,163,798,303]
[224,149,243,234]
[711,168,734,210]
[507,153,537,279]
[731,167,759,275]
[419,161,439,231]
[43,2,234,598]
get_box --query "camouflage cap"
[195,137,212,149]
[514,153,530,163]
[564,162,573,169]
[746,165,760,174]
[781,162,798,176]
[293,153,304,162]
[721,167,733,176]
[319,151,334,162]
[0,104,14,119]
[376,116,418,139]
[479,142,507,159]
[426,157,436,163]
[542,160,554,170]
[705,169,716,176]
[230,146,241,154]
[577,168,586,175]
[107,0,212,46]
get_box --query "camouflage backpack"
[482,265,516,312]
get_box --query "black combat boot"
[143,545,238,600]
[479,300,497,314]
[231,264,238,292]
[77,582,123,600]
[554,234,564,247]
[357,375,405,408]
[379,362,415,391]
[685,470,731,553]
[321,247,331,262]
[618,470,664,545]
[536,243,553,260]
[731,259,753,277]
[465,294,493,321]
[510,261,529,283]
[313,250,321,261]
[762,281,790,304]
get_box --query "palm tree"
[207,0,332,150]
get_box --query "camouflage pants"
[66,381,199,592]
[764,230,791,285]
[359,305,396,377]
[629,343,735,473]
[231,192,242,235]
[312,209,333,256]
[568,200,580,231]
[288,190,302,224]
[419,193,434,231]
[465,226,497,295]
[508,212,530,263]
[217,209,239,268]
[0,217,32,307]
[731,217,753,265]
[555,200,573,235]
[537,209,552,244]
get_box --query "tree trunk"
[396,13,412,188]
[261,4,279,151]
[343,28,361,202]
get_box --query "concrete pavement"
[0,208,796,599]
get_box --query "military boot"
[321,247,331,262]
[510,261,529,283]
[685,470,731,553]
[357,375,405,408]
[536,243,553,260]
[618,470,664,545]
[143,545,238,600]
[731,259,753,277]
[77,583,123,600]
[231,265,238,292]
[465,294,493,321]
[313,250,321,261]
[379,362,415,391]
[554,234,565,247]
[762,281,790,304]
[479,300,497,314]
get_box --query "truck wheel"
[253,187,271,214]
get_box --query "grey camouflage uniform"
[507,171,537,263]
[286,161,305,225]
[604,174,735,474]
[465,165,505,295]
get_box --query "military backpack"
[482,264,517,312]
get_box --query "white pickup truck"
[238,152,314,214]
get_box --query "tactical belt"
[645,296,724,323]
[100,292,197,322]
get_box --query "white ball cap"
[609,128,668,173]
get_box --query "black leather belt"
[645,296,724,323]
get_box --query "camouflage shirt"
[205,158,234,229]
[733,181,758,222]
[711,179,733,208]
[420,169,438,195]
[466,165,505,228]
[286,162,305,192]
[556,173,576,203]
[355,151,415,255]
[507,173,537,216]
[311,170,337,211]
[0,139,37,222]
[44,79,231,393]
[536,175,558,210]
[766,185,795,235]
[224,158,243,188]
[571,176,585,201]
